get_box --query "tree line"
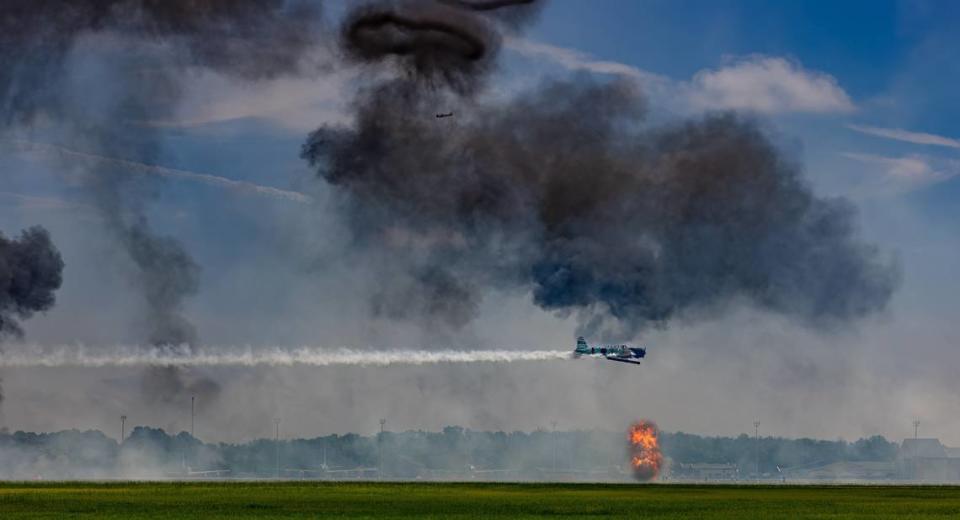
[0,425,899,479]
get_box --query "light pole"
[378,418,386,480]
[191,396,195,439]
[463,428,470,471]
[275,418,281,479]
[913,419,920,480]
[551,421,558,473]
[120,415,127,443]
[754,421,760,482]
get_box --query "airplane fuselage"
[574,337,645,365]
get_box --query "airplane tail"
[574,336,589,355]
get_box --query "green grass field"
[2,482,960,519]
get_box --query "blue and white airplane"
[573,336,646,365]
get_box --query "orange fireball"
[628,420,662,481]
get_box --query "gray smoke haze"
[305,0,898,337]
[0,226,63,410]
[1,1,327,405]
[1,0,324,126]
[140,366,221,410]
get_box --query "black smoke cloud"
[1,0,323,126]
[0,226,62,411]
[121,221,200,347]
[342,0,538,93]
[437,0,543,28]
[0,227,64,339]
[305,0,898,336]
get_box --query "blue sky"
[2,0,960,441]
[517,0,960,247]
[529,0,958,173]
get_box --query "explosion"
[628,420,663,481]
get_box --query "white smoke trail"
[0,345,572,368]
[3,138,312,203]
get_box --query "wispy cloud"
[505,38,854,115]
[3,139,312,204]
[847,124,960,149]
[689,56,855,114]
[503,37,667,85]
[842,152,959,190]
[0,191,84,212]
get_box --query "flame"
[628,420,662,481]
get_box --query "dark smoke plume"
[122,221,200,347]
[0,227,64,339]
[307,0,897,336]
[439,0,538,9]
[436,0,543,28]
[342,0,538,93]
[140,365,221,411]
[1,0,323,125]
[0,226,64,411]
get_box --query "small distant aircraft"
[467,464,515,477]
[573,336,646,365]
[283,446,378,480]
[435,112,454,118]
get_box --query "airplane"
[183,467,231,479]
[537,465,629,480]
[467,464,516,477]
[573,336,646,365]
[283,446,378,480]
[425,464,516,480]
[435,112,454,118]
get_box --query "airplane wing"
[325,467,378,474]
[605,356,642,365]
[188,469,230,476]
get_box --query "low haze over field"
[1,0,959,451]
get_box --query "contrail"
[0,345,572,368]
[2,138,312,204]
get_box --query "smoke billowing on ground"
[0,423,909,481]
[4,0,952,460]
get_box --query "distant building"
[899,438,960,481]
